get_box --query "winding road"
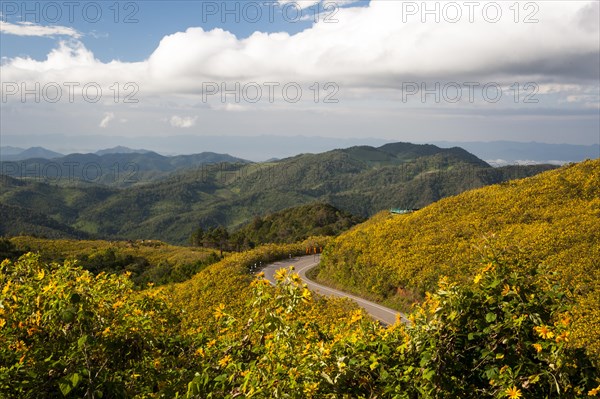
[261,255,408,325]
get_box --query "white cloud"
[99,112,115,128]
[169,115,197,128]
[2,1,598,96]
[0,0,597,145]
[0,21,81,38]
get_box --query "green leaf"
[70,373,81,389]
[77,335,88,349]
[422,369,435,381]
[59,381,72,396]
[485,313,497,323]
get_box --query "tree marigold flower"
[555,331,570,343]
[534,325,554,340]
[218,354,232,368]
[505,386,523,398]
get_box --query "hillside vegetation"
[6,237,220,287]
[0,143,556,244]
[314,159,600,359]
[0,151,249,185]
[2,244,597,397]
[191,203,364,250]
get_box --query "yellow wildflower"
[349,310,363,324]
[218,354,232,368]
[303,382,318,397]
[274,268,287,281]
[588,385,600,396]
[534,325,554,340]
[505,386,523,398]
[301,288,311,302]
[501,284,510,296]
[473,274,483,284]
[214,303,226,320]
[555,331,570,343]
[532,343,542,353]
[36,270,45,280]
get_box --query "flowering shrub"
[183,254,598,398]
[0,253,194,398]
[316,159,600,360]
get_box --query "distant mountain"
[0,142,558,244]
[431,141,599,165]
[0,146,25,156]
[0,151,250,186]
[1,146,64,161]
[1,134,395,161]
[95,146,151,155]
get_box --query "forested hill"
[0,142,557,244]
[314,159,600,359]
[192,203,365,250]
[0,151,249,186]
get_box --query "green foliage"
[190,203,363,251]
[402,255,597,398]
[0,143,556,244]
[167,237,332,333]
[0,237,24,261]
[1,246,597,397]
[0,253,195,398]
[231,203,363,247]
[182,253,598,398]
[316,159,600,360]
[7,237,221,287]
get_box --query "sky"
[1,0,599,153]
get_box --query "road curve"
[261,255,408,325]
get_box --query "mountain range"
[2,136,598,163]
[0,142,558,244]
[0,150,249,186]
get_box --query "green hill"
[227,203,364,247]
[0,143,557,244]
[6,236,220,287]
[313,159,600,358]
[0,151,249,186]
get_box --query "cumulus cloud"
[0,21,81,38]
[170,115,197,128]
[1,1,598,102]
[99,112,115,128]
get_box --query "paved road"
[261,255,408,325]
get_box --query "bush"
[0,253,194,398]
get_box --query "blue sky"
[1,1,599,152]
